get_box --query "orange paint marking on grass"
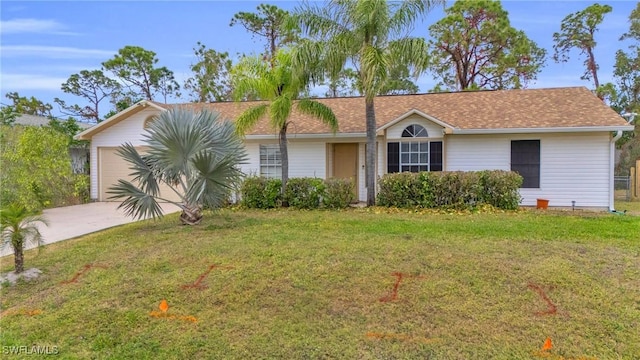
[528,283,557,316]
[181,264,233,290]
[366,332,437,344]
[532,337,597,360]
[60,264,108,284]
[379,272,425,302]
[0,308,42,317]
[149,300,197,323]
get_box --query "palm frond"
[0,204,47,251]
[296,99,339,133]
[270,95,293,130]
[187,151,244,208]
[116,143,162,197]
[235,105,269,135]
[387,37,431,77]
[107,179,165,220]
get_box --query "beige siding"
[98,147,181,202]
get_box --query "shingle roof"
[152,87,629,136]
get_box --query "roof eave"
[449,125,635,135]
[244,132,367,140]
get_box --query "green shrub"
[377,170,523,210]
[478,170,523,210]
[377,172,424,207]
[323,178,355,209]
[72,174,91,204]
[1,125,73,211]
[284,177,325,209]
[241,177,282,209]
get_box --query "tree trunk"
[180,204,203,225]
[279,125,289,206]
[14,242,24,273]
[365,98,377,206]
[586,47,602,99]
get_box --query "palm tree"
[293,0,441,205]
[231,49,338,194]
[1,204,48,273]
[108,108,247,225]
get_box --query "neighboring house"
[15,114,93,174]
[76,87,633,210]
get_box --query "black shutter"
[387,142,399,173]
[429,141,443,171]
[511,140,540,188]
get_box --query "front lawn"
[1,208,638,359]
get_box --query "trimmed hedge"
[240,176,282,209]
[323,178,356,209]
[284,178,325,209]
[377,170,522,210]
[241,177,355,209]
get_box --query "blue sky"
[0,0,637,118]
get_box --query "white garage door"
[98,147,181,202]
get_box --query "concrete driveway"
[1,202,180,257]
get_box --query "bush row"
[241,177,355,209]
[377,170,522,210]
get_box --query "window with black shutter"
[386,124,443,173]
[387,142,400,173]
[511,140,540,188]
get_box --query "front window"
[387,124,442,173]
[259,144,282,179]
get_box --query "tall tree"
[108,108,247,225]
[428,0,546,91]
[293,0,441,205]
[102,46,179,101]
[184,42,233,102]
[553,3,612,97]
[230,4,298,65]
[231,49,338,194]
[322,68,359,97]
[4,92,52,117]
[54,70,120,123]
[613,2,640,175]
[379,63,420,95]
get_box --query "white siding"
[89,108,162,199]
[243,140,327,179]
[446,132,612,208]
[386,115,444,139]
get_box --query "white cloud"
[1,73,67,91]
[0,18,76,35]
[0,45,114,59]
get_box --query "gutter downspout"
[609,130,623,211]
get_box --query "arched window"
[387,124,443,173]
[401,124,428,138]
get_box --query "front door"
[333,143,358,199]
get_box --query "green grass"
[615,200,640,214]
[1,207,639,359]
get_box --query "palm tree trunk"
[14,245,24,273]
[365,98,377,206]
[279,125,289,206]
[180,204,203,225]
